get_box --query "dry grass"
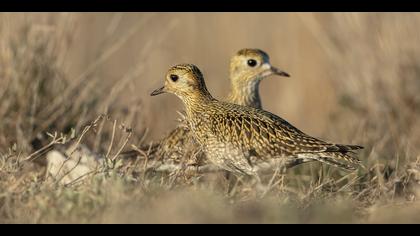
[0,13,419,224]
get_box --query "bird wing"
[210,102,363,159]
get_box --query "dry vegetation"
[0,13,419,224]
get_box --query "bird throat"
[228,78,262,109]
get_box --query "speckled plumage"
[152,49,289,166]
[151,64,363,176]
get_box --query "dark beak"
[150,86,166,96]
[271,67,290,77]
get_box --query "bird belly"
[203,140,255,176]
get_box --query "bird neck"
[228,76,262,109]
[181,87,215,118]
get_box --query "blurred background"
[0,13,343,143]
[0,12,419,171]
[0,12,420,224]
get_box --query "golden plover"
[151,49,290,166]
[151,64,363,177]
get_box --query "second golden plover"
[151,64,363,177]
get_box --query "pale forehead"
[169,64,202,76]
[236,49,270,61]
[168,64,203,81]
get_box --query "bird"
[128,49,290,169]
[150,64,363,178]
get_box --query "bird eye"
[170,74,179,82]
[247,59,257,67]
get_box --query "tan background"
[1,13,418,148]
[1,13,336,139]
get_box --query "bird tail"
[325,144,364,153]
[297,151,363,171]
[314,152,361,170]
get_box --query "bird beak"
[260,63,290,78]
[150,86,166,96]
[270,66,290,77]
